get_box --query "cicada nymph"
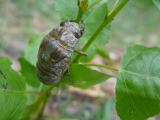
[37,20,84,85]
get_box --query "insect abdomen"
[36,20,84,85]
[37,38,71,85]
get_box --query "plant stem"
[76,0,84,23]
[108,0,120,16]
[74,0,129,62]
[88,0,101,9]
[35,86,54,120]
[76,0,89,22]
[80,63,119,72]
[76,9,84,23]
[35,95,49,119]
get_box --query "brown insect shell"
[36,21,84,85]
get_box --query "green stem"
[88,0,101,9]
[108,0,120,16]
[76,0,84,23]
[35,95,49,119]
[76,9,84,23]
[34,86,54,120]
[74,0,129,62]
[80,63,119,72]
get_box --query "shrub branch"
[74,0,129,62]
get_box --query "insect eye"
[74,32,80,38]
[60,21,66,26]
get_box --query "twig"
[73,0,129,62]
[34,86,56,120]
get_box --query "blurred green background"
[0,0,159,120]
[110,0,160,49]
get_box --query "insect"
[37,20,84,85]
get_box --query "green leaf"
[23,35,43,66]
[153,0,160,10]
[54,0,78,20]
[19,57,40,88]
[0,57,26,120]
[77,1,110,62]
[116,45,160,120]
[60,63,111,89]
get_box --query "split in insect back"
[0,69,8,91]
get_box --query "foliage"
[116,45,160,120]
[0,0,160,120]
[153,0,160,10]
[0,58,26,120]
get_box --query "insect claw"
[74,50,87,56]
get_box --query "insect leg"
[74,49,87,56]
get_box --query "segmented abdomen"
[36,20,84,85]
[37,38,71,85]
